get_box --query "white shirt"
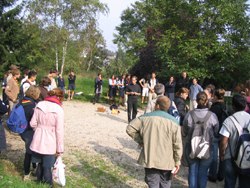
[21,76,28,85]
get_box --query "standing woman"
[30,88,64,187]
[139,74,150,104]
[93,73,103,104]
[165,76,176,101]
[118,74,126,106]
[57,74,66,93]
[183,92,219,188]
[109,74,117,105]
[174,87,189,125]
[68,70,76,100]
[20,86,41,181]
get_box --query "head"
[204,84,215,99]
[50,68,58,77]
[196,92,208,109]
[193,78,197,85]
[28,70,37,82]
[58,74,62,77]
[132,76,137,84]
[182,72,187,78]
[170,76,174,82]
[39,77,51,87]
[152,72,156,79]
[154,83,165,95]
[213,89,225,102]
[47,88,65,103]
[155,96,171,112]
[111,74,115,79]
[7,70,11,76]
[232,95,247,112]
[126,73,131,79]
[146,74,151,80]
[98,73,101,79]
[122,74,125,79]
[12,69,20,78]
[116,77,119,81]
[176,87,189,100]
[25,85,41,100]
[70,70,74,75]
[245,80,250,96]
[23,69,30,77]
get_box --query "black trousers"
[94,93,100,102]
[127,99,138,122]
[145,168,172,188]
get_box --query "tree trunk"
[55,43,58,71]
[87,49,92,72]
[61,40,68,75]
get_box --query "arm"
[176,101,187,121]
[109,79,112,86]
[126,118,143,145]
[199,85,204,92]
[172,126,183,171]
[56,108,64,153]
[30,107,39,131]
[5,82,14,101]
[219,136,229,161]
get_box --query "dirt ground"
[2,100,224,187]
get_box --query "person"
[126,96,182,188]
[37,77,51,103]
[0,99,8,154]
[68,70,76,100]
[1,70,11,105]
[183,92,219,188]
[6,64,19,83]
[5,68,20,113]
[118,74,125,106]
[148,72,159,101]
[115,76,120,96]
[47,76,54,91]
[21,69,30,85]
[93,73,103,104]
[20,70,37,100]
[124,73,131,110]
[204,84,215,108]
[207,89,233,183]
[189,78,203,110]
[20,85,41,181]
[174,87,189,125]
[109,74,117,105]
[165,76,176,101]
[30,88,64,188]
[139,74,150,104]
[126,76,141,122]
[244,80,250,112]
[178,71,189,89]
[57,74,66,92]
[47,68,58,89]
[219,95,250,188]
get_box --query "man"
[21,70,37,95]
[21,69,30,85]
[126,96,182,188]
[189,78,203,110]
[125,76,141,123]
[48,68,58,89]
[145,83,177,114]
[124,73,131,110]
[5,69,20,112]
[219,95,250,188]
[178,71,189,89]
[148,72,159,101]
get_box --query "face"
[132,77,137,84]
[52,72,57,77]
[15,73,21,79]
[152,73,156,79]
[112,75,115,79]
[170,77,174,82]
[98,74,101,79]
[71,71,74,75]
[204,89,211,99]
[181,92,189,100]
[30,75,37,82]
[122,75,125,79]
[193,79,197,85]
[116,77,119,81]
[183,72,187,78]
[127,75,131,79]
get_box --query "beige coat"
[126,110,182,170]
[5,77,19,101]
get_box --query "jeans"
[185,143,214,188]
[145,168,171,188]
[224,159,250,188]
[208,141,225,180]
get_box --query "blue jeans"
[208,141,225,180]
[224,159,250,188]
[185,144,214,188]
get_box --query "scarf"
[26,79,33,85]
[13,76,19,87]
[22,97,35,105]
[44,96,62,106]
[112,78,115,88]
[126,78,130,84]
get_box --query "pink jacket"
[30,101,64,154]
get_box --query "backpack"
[189,111,213,159]
[7,104,28,134]
[110,104,118,110]
[219,103,233,130]
[18,81,31,103]
[229,116,250,175]
[168,100,181,124]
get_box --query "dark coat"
[94,77,103,93]
[165,81,176,93]
[0,99,8,152]
[174,96,188,125]
[37,85,48,102]
[57,77,65,87]
[178,76,189,88]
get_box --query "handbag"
[52,156,66,186]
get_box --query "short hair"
[193,78,197,82]
[25,85,41,100]
[214,89,225,101]
[47,88,65,102]
[205,84,215,95]
[50,68,58,74]
[232,94,246,112]
[154,83,165,95]
[196,92,208,108]
[132,76,137,80]
[23,69,30,76]
[156,96,171,111]
[39,77,51,86]
[176,87,189,96]
[12,69,20,76]
[98,73,101,76]
[28,70,37,79]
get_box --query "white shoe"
[141,101,143,104]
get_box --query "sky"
[98,0,136,52]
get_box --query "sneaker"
[141,101,143,104]
[31,167,37,176]
[23,174,31,182]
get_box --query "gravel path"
[2,100,224,187]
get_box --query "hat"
[9,64,19,70]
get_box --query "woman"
[208,89,233,182]
[109,74,117,105]
[174,87,189,125]
[244,80,250,112]
[57,74,66,92]
[139,74,150,104]
[30,88,64,187]
[93,73,103,104]
[165,76,176,101]
[0,99,8,154]
[68,70,76,100]
[37,77,51,102]
[20,85,41,181]
[118,74,126,106]
[183,92,219,188]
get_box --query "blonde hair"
[25,85,41,100]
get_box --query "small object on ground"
[111,109,120,114]
[141,101,143,104]
[97,107,106,112]
[81,93,85,95]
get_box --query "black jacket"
[178,76,189,88]
[174,96,188,125]
[22,97,36,131]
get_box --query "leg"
[43,167,53,187]
[127,100,132,122]
[68,90,70,99]
[97,93,100,102]
[124,94,128,109]
[24,152,32,175]
[132,100,138,120]
[145,168,161,188]
[36,163,44,184]
[239,174,249,188]
[190,100,194,110]
[118,97,121,105]
[194,100,198,109]
[71,90,74,99]
[159,170,172,188]
[197,153,213,188]
[149,92,152,101]
[224,159,237,188]
[208,142,219,181]
[142,96,144,103]
[217,158,225,181]
[94,94,97,103]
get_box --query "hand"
[13,99,17,103]
[56,153,62,157]
[220,155,224,161]
[152,89,155,93]
[174,165,180,174]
